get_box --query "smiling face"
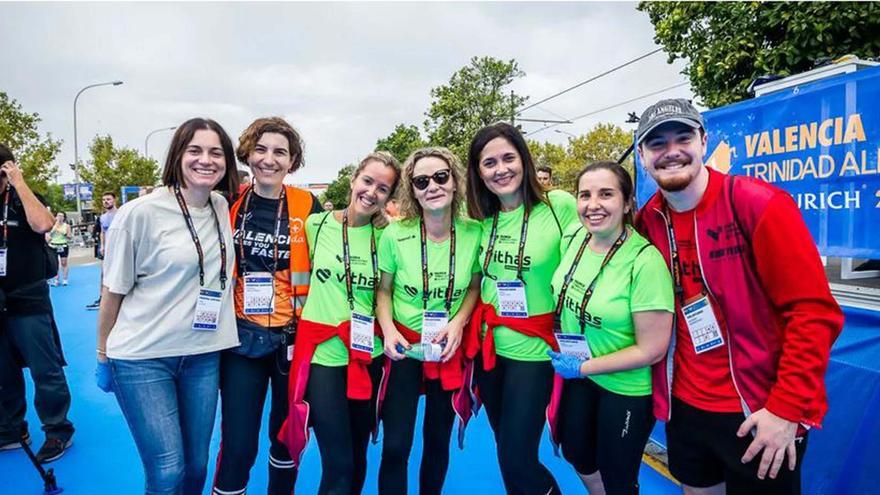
[477,137,523,203]
[247,132,293,192]
[411,156,454,215]
[180,129,227,192]
[348,159,397,219]
[577,168,630,239]
[638,122,707,192]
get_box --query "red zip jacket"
[277,319,380,466]
[636,169,843,427]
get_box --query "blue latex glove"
[547,350,585,379]
[96,360,114,393]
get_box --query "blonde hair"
[398,147,466,222]
[350,150,401,228]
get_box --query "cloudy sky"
[1,1,692,185]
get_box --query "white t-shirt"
[103,187,239,360]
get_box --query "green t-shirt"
[480,189,579,361]
[302,212,384,366]
[378,217,482,332]
[550,225,674,396]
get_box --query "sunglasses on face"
[411,169,451,191]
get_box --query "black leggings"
[379,358,455,495]
[558,378,655,495]
[306,357,383,495]
[475,355,560,495]
[214,346,295,495]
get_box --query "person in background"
[384,197,401,221]
[96,118,240,495]
[547,161,673,495]
[635,98,843,495]
[323,200,334,212]
[375,147,482,495]
[464,123,579,495]
[0,143,75,463]
[536,165,553,190]
[212,117,322,495]
[86,192,118,310]
[46,211,73,286]
[279,151,400,495]
[238,169,251,195]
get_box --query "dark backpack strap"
[564,225,584,251]
[544,193,563,235]
[630,242,653,285]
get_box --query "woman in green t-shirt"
[46,211,72,286]
[375,147,482,495]
[278,151,400,495]
[548,161,674,495]
[464,122,579,495]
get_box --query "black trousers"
[214,346,295,495]
[306,357,384,495]
[558,378,655,495]
[378,358,455,495]
[0,313,74,442]
[475,355,560,495]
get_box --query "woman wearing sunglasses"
[278,151,400,495]
[547,161,673,495]
[375,147,482,495]
[464,123,578,494]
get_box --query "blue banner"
[62,182,93,201]
[636,66,880,258]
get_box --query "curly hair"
[236,117,304,173]
[398,147,466,221]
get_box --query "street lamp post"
[73,80,123,219]
[144,126,177,159]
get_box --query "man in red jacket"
[634,99,843,495]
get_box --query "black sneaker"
[86,299,101,311]
[0,431,31,451]
[35,437,73,463]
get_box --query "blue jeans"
[111,352,220,495]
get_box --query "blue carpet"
[1,265,679,494]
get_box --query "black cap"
[636,98,704,144]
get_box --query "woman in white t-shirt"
[95,118,240,495]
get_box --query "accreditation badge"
[193,288,223,331]
[0,248,6,276]
[350,311,375,354]
[243,272,275,315]
[555,333,592,361]
[496,280,528,318]
[682,295,725,354]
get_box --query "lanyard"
[482,206,530,282]
[1,185,9,249]
[663,207,691,304]
[554,227,627,333]
[173,185,228,290]
[341,208,378,313]
[419,218,456,313]
[236,186,286,276]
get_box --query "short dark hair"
[237,117,305,173]
[575,161,635,225]
[466,122,546,220]
[0,143,14,164]
[536,166,552,176]
[102,191,117,199]
[161,118,239,195]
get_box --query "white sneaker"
[62,280,69,286]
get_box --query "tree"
[528,123,634,192]
[320,164,355,209]
[424,56,527,160]
[376,124,427,165]
[79,135,159,203]
[43,183,77,214]
[0,92,62,196]
[639,2,880,107]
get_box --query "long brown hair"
[161,118,239,196]
[465,122,545,220]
